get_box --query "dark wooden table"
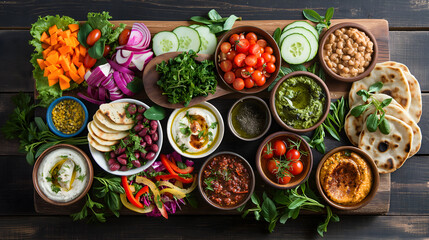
[1,1,428,239]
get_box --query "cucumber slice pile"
[280,21,319,64]
[152,25,217,56]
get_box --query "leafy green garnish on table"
[144,105,166,120]
[350,81,392,134]
[190,9,241,35]
[71,175,124,222]
[238,181,339,236]
[0,93,88,165]
[303,7,335,35]
[272,28,282,46]
[156,50,217,106]
[302,97,349,154]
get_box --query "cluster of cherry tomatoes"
[218,32,277,91]
[262,139,305,184]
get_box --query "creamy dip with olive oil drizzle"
[37,148,89,202]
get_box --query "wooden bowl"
[198,151,255,210]
[315,146,380,210]
[255,131,313,189]
[32,144,94,206]
[318,22,378,82]
[215,26,281,94]
[269,71,330,133]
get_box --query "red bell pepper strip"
[168,156,194,174]
[121,176,143,208]
[134,185,149,200]
[160,154,177,175]
[154,174,194,184]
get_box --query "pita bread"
[349,64,411,111]
[88,134,112,152]
[89,118,129,140]
[95,110,133,131]
[93,114,120,133]
[100,102,134,125]
[379,61,422,123]
[87,122,119,146]
[358,115,413,174]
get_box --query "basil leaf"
[105,192,121,212]
[26,151,35,165]
[288,198,307,209]
[190,16,212,25]
[88,39,105,60]
[350,104,369,117]
[223,15,240,30]
[303,9,323,22]
[316,23,326,35]
[273,27,282,46]
[325,7,335,22]
[35,142,57,158]
[366,113,378,132]
[261,197,278,222]
[77,23,92,48]
[379,116,391,134]
[208,24,224,34]
[251,193,261,206]
[380,98,393,108]
[268,220,277,233]
[368,81,383,93]
[144,105,166,120]
[34,117,48,132]
[279,211,290,224]
[290,64,307,72]
[126,76,143,94]
[208,9,222,21]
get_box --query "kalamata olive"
[136,114,143,121]
[144,135,153,146]
[138,128,148,137]
[145,152,155,160]
[149,128,157,135]
[140,141,147,148]
[137,105,146,113]
[119,165,129,171]
[109,163,120,171]
[114,146,125,155]
[151,132,159,142]
[143,118,149,124]
[150,120,158,130]
[134,124,143,132]
[117,157,127,165]
[151,144,159,153]
[134,152,140,159]
[109,151,116,158]
[127,104,137,115]
[108,158,117,165]
[132,160,141,168]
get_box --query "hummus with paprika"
[319,151,372,205]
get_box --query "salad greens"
[303,7,335,34]
[190,9,241,35]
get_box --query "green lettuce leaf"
[109,23,126,44]
[87,12,125,44]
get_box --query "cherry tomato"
[103,45,111,57]
[86,29,101,46]
[226,50,236,61]
[241,67,252,79]
[220,42,231,53]
[289,160,304,175]
[244,54,258,67]
[264,46,273,55]
[234,53,246,67]
[257,39,268,48]
[256,57,265,68]
[270,55,276,63]
[245,32,258,42]
[233,78,245,91]
[244,78,255,88]
[267,159,279,175]
[218,52,227,61]
[239,33,245,39]
[83,53,96,68]
[266,62,276,73]
[273,140,287,156]
[262,53,272,63]
[249,39,257,45]
[229,34,240,45]
[220,60,233,72]
[235,68,244,78]
[224,71,235,84]
[248,44,261,55]
[235,38,250,53]
[262,143,274,159]
[264,72,271,78]
[278,175,291,184]
[286,149,301,161]
[254,75,266,86]
[251,70,263,81]
[119,29,131,46]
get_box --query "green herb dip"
[231,98,268,139]
[275,76,325,129]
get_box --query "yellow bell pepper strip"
[121,176,143,208]
[136,176,168,219]
[134,185,149,200]
[120,193,154,214]
[154,174,194,184]
[158,175,198,195]
[159,188,187,199]
[168,155,194,174]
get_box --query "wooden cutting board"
[34,19,390,215]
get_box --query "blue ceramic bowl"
[46,96,88,138]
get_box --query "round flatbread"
[88,134,112,152]
[95,110,133,131]
[349,63,411,111]
[93,114,120,133]
[89,118,129,141]
[99,102,134,125]
[379,61,422,123]
[358,115,413,174]
[87,122,119,146]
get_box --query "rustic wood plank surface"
[0,1,428,239]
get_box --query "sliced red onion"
[77,92,105,105]
[116,50,134,66]
[121,72,134,84]
[113,71,134,96]
[107,59,134,75]
[132,51,154,71]
[98,87,106,101]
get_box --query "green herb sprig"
[190,9,241,35]
[350,82,392,134]
[303,7,334,34]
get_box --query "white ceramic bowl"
[167,102,224,159]
[89,98,163,176]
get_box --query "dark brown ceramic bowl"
[256,131,313,189]
[215,26,281,94]
[198,151,255,210]
[269,71,330,133]
[318,22,378,82]
[315,146,380,210]
[32,144,94,206]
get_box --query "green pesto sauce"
[275,76,325,129]
[231,99,268,139]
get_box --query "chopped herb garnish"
[51,184,61,193]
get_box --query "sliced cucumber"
[189,24,201,29]
[172,26,201,52]
[281,27,318,61]
[195,26,217,55]
[152,31,179,56]
[283,21,319,40]
[281,33,311,65]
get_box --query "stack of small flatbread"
[88,102,134,152]
[345,61,422,174]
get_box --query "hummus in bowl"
[33,144,93,206]
[316,146,379,210]
[167,102,224,158]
